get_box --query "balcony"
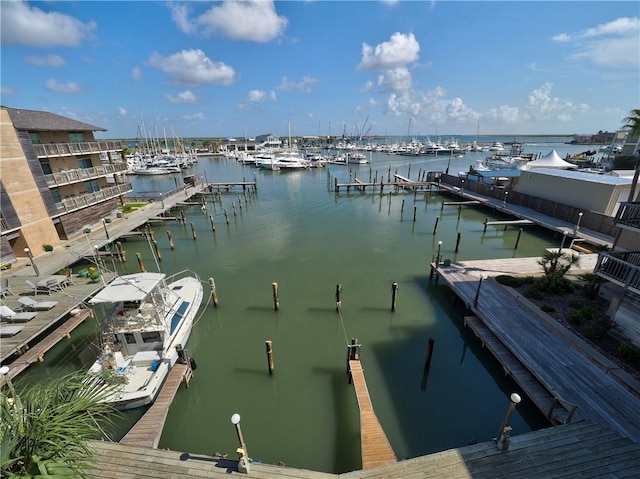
[33,141,123,158]
[615,202,640,231]
[595,251,640,295]
[53,182,133,216]
[44,163,129,187]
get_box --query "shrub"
[1,262,11,270]
[495,275,526,287]
[42,244,54,252]
[583,317,612,339]
[541,305,556,313]
[537,273,573,294]
[577,273,606,299]
[524,285,543,300]
[617,343,640,363]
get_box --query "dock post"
[209,215,216,232]
[272,282,280,311]
[424,338,435,372]
[496,393,522,450]
[153,240,162,261]
[238,195,243,209]
[391,282,398,311]
[232,202,237,215]
[514,228,523,250]
[473,274,487,307]
[346,337,360,384]
[334,178,338,192]
[265,340,274,375]
[335,284,342,312]
[458,205,462,219]
[455,232,462,253]
[136,253,146,272]
[433,216,440,234]
[483,217,489,233]
[115,242,126,262]
[190,222,197,240]
[102,218,110,240]
[224,210,230,224]
[401,199,405,216]
[166,231,175,250]
[208,277,219,308]
[180,210,186,225]
[413,205,417,222]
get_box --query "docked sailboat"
[88,270,203,410]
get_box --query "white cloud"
[247,90,276,102]
[165,90,199,104]
[24,54,66,67]
[195,0,288,42]
[45,78,82,94]
[0,0,96,47]
[553,17,639,68]
[525,82,589,122]
[170,3,196,35]
[483,106,521,124]
[147,49,236,86]
[132,67,142,81]
[183,113,205,121]
[377,67,413,94]
[1,87,16,96]
[278,76,319,93]
[117,107,128,117]
[358,32,420,70]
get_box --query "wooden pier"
[349,359,397,469]
[120,363,192,448]
[433,257,640,443]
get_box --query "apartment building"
[0,106,132,265]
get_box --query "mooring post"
[167,230,175,250]
[224,210,230,224]
[209,215,216,232]
[153,240,162,261]
[265,340,274,375]
[115,242,126,262]
[514,228,523,250]
[136,252,146,272]
[335,284,342,312]
[190,222,197,240]
[413,205,417,222]
[391,282,398,311]
[458,204,462,220]
[401,199,405,216]
[483,217,489,233]
[433,216,440,234]
[424,338,435,372]
[272,282,279,311]
[455,232,462,253]
[180,210,186,225]
[208,277,219,308]
[232,202,237,216]
[346,337,360,384]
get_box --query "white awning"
[89,272,165,304]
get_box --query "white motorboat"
[88,270,203,410]
[488,141,505,151]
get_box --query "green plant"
[577,273,606,299]
[583,317,612,339]
[617,343,640,363]
[537,250,580,278]
[540,304,556,313]
[0,372,118,478]
[495,275,526,287]
[1,263,11,271]
[42,244,54,252]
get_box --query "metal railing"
[53,183,133,215]
[44,163,128,187]
[595,251,640,294]
[33,141,123,158]
[614,202,640,231]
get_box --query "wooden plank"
[120,364,189,448]
[349,360,397,469]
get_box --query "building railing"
[53,182,133,215]
[33,141,123,158]
[44,163,128,187]
[595,251,640,294]
[614,202,640,231]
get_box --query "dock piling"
[272,282,280,311]
[391,282,398,311]
[208,277,219,308]
[166,231,175,250]
[265,340,274,375]
[136,253,146,272]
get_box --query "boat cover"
[89,272,165,304]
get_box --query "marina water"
[23,137,600,473]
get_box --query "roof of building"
[523,167,632,185]
[2,106,106,132]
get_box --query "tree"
[1,372,117,478]
[622,108,640,202]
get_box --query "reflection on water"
[23,140,591,473]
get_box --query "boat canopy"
[89,272,165,304]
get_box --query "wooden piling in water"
[413,205,417,222]
[208,277,219,308]
[153,240,162,261]
[401,199,405,216]
[424,338,435,372]
[136,253,146,272]
[433,216,440,234]
[190,222,197,240]
[483,217,489,233]
[265,340,274,375]
[455,232,461,253]
[166,231,175,250]
[391,282,398,312]
[272,282,280,311]
[209,215,216,231]
[115,242,126,262]
[515,228,523,249]
[232,202,237,215]
[180,210,186,225]
[224,210,230,224]
[336,284,342,312]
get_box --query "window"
[86,180,100,193]
[69,133,84,143]
[40,161,52,174]
[124,333,136,345]
[51,189,61,203]
[29,133,41,144]
[77,157,92,169]
[141,331,162,343]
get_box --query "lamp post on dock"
[437,240,442,264]
[23,247,40,277]
[495,392,521,450]
[231,413,250,473]
[502,191,508,208]
[573,212,583,235]
[473,274,487,307]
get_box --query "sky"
[1,1,638,140]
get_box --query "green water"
[22,144,590,473]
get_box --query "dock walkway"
[348,359,397,469]
[120,364,191,448]
[434,257,640,443]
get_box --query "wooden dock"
[89,420,640,478]
[120,364,191,448]
[349,359,397,469]
[434,257,640,443]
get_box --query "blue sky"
[1,1,638,139]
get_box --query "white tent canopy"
[521,150,578,171]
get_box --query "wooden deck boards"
[348,360,397,469]
[89,420,640,478]
[119,364,189,449]
[435,258,640,443]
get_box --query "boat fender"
[189,357,197,371]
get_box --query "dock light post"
[23,247,40,277]
[502,191,509,208]
[573,212,584,235]
[460,179,465,194]
[496,392,521,451]
[437,240,442,264]
[560,231,568,251]
[473,274,487,307]
[231,413,250,473]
